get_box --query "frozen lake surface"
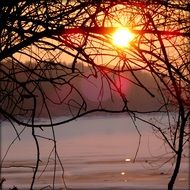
[1,115,189,189]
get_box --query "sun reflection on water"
[125,158,131,162]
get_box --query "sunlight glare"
[125,158,131,162]
[121,172,126,175]
[112,28,134,48]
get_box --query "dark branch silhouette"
[0,0,189,189]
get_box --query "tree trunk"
[168,117,186,190]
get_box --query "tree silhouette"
[0,0,190,190]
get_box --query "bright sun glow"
[112,28,134,47]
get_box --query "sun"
[112,28,134,48]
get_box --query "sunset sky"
[1,1,189,190]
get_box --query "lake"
[1,114,189,189]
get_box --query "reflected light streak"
[121,171,126,175]
[125,158,131,162]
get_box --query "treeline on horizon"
[1,60,169,119]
